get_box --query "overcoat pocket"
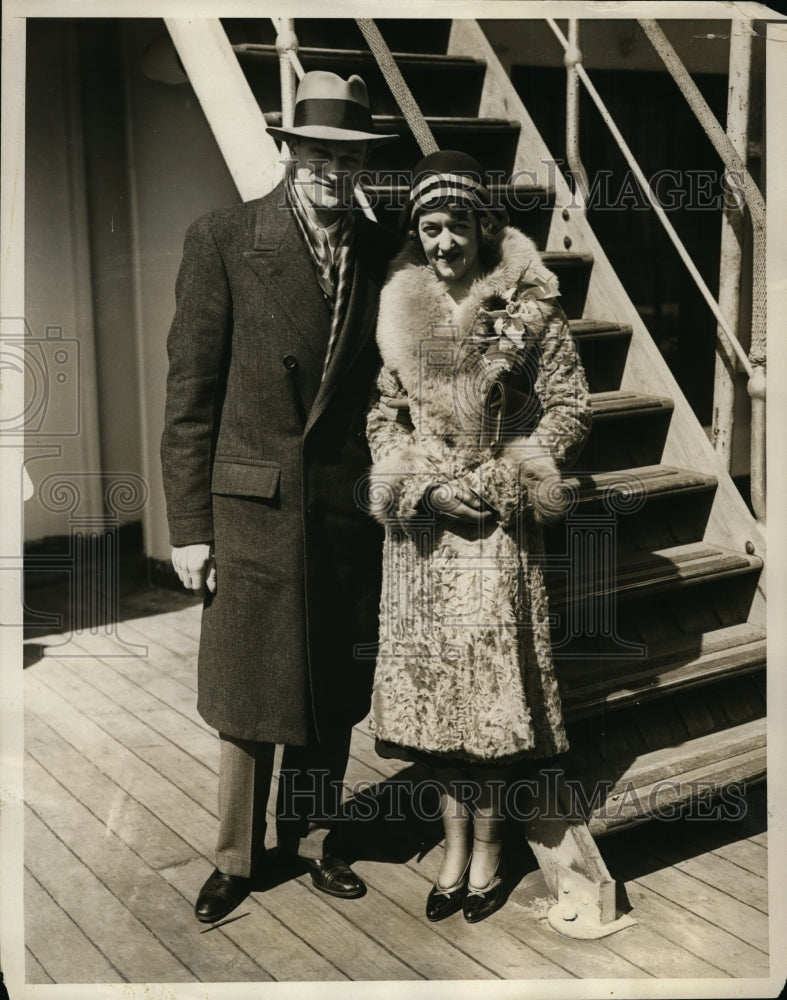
[211,457,281,498]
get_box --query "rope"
[638,19,766,365]
[355,18,439,156]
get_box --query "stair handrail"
[638,20,766,366]
[546,17,765,523]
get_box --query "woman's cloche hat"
[408,149,508,230]
[266,71,398,147]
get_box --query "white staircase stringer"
[164,19,285,201]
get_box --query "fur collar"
[376,226,555,396]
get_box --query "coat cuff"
[366,447,442,525]
[168,511,215,548]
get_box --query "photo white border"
[2,2,785,998]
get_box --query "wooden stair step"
[568,320,632,393]
[564,464,717,504]
[574,717,767,835]
[569,319,633,340]
[361,181,553,209]
[290,18,453,54]
[263,112,523,174]
[590,390,674,419]
[367,117,521,175]
[559,621,766,720]
[538,251,593,317]
[549,541,763,606]
[579,392,674,469]
[235,45,486,118]
[229,19,453,55]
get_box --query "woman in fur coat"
[365,151,592,923]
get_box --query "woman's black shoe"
[462,863,506,923]
[426,861,470,922]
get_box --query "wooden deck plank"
[25,805,195,982]
[621,880,765,977]
[340,757,649,980]
[294,865,500,980]
[25,947,55,985]
[354,854,571,979]
[623,855,769,956]
[25,672,219,860]
[26,716,352,982]
[25,755,270,982]
[25,667,425,981]
[26,710,197,871]
[38,644,216,761]
[610,808,768,913]
[30,664,220,815]
[24,868,122,983]
[713,838,768,877]
[228,876,424,981]
[673,852,768,914]
[53,618,200,696]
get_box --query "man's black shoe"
[299,855,366,899]
[194,868,251,923]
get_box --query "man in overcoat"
[161,71,398,923]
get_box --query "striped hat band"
[410,171,492,210]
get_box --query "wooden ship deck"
[21,580,769,985]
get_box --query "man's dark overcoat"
[161,181,398,745]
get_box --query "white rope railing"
[638,19,766,370]
[546,17,765,522]
[546,18,752,378]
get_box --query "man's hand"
[424,480,495,524]
[172,543,217,593]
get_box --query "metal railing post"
[747,363,766,525]
[712,27,752,468]
[565,20,589,209]
[275,18,299,129]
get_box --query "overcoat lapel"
[242,185,331,361]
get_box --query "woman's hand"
[379,395,413,428]
[423,480,495,523]
[172,543,217,593]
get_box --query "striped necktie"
[287,176,355,381]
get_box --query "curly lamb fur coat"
[366,225,592,763]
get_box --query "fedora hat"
[266,71,398,146]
